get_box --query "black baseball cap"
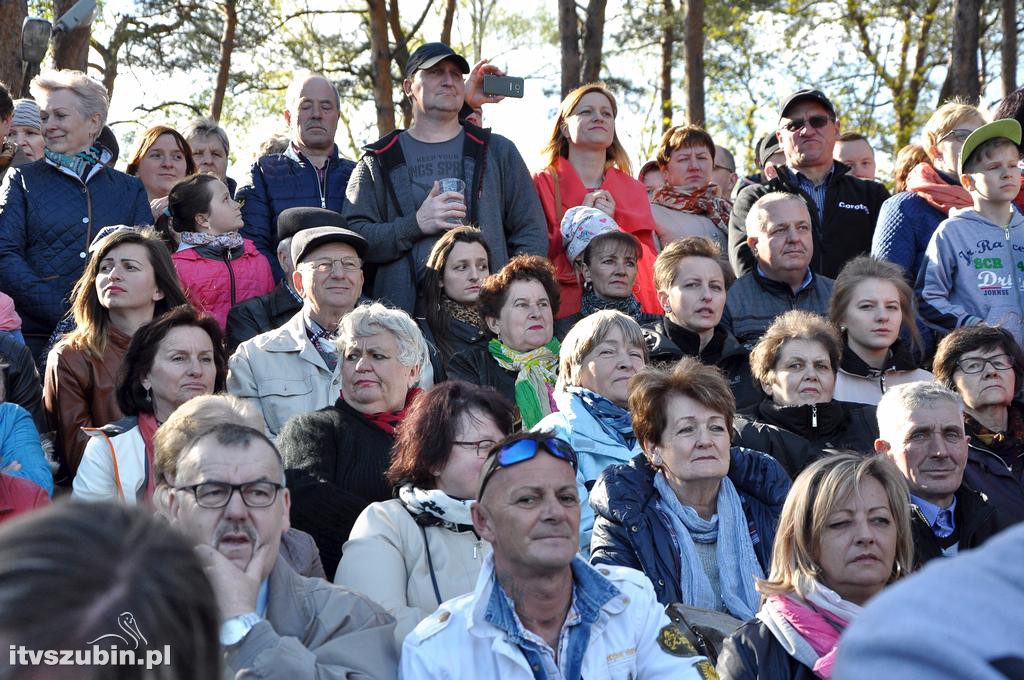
[278,207,347,242]
[291,226,368,265]
[405,42,470,78]
[779,89,837,121]
[757,133,782,168]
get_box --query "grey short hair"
[876,381,963,444]
[745,191,808,235]
[30,70,109,131]
[183,116,230,155]
[284,71,340,113]
[557,310,647,391]
[338,303,429,382]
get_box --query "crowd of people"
[0,39,1022,678]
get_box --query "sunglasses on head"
[781,115,833,133]
[477,437,578,498]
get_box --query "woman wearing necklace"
[829,256,932,405]
[337,381,514,650]
[557,206,661,326]
[418,226,492,381]
[533,83,661,319]
[0,71,152,357]
[72,306,225,504]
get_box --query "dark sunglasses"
[781,115,833,133]
[477,437,578,498]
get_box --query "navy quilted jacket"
[870,190,946,283]
[237,145,355,281]
[0,160,151,349]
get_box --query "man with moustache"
[722,191,835,347]
[400,431,713,679]
[238,72,355,280]
[874,381,1007,567]
[169,423,397,678]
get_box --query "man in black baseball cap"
[344,44,547,314]
[726,87,889,282]
[225,207,351,351]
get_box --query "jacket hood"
[946,207,1024,230]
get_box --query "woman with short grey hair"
[0,70,151,357]
[277,303,430,575]
[183,116,236,195]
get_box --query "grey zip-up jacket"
[918,208,1024,348]
[343,122,547,313]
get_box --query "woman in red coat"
[533,83,661,319]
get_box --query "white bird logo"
[87,612,148,650]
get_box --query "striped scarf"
[44,145,103,179]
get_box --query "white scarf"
[398,483,475,532]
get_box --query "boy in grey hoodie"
[918,119,1024,348]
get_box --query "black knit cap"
[277,207,347,242]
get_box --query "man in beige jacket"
[169,422,398,679]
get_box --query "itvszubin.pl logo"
[9,612,171,669]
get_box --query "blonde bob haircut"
[652,236,731,292]
[923,100,984,153]
[541,83,632,175]
[30,70,109,135]
[556,310,647,392]
[749,310,842,387]
[757,452,914,598]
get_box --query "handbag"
[664,602,744,664]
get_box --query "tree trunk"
[660,0,676,133]
[441,0,456,45]
[558,0,580,97]
[939,0,982,103]
[0,0,27,97]
[367,0,396,135]
[52,0,91,71]
[210,0,237,121]
[683,0,705,125]
[1001,0,1018,96]
[89,38,118,100]
[580,0,607,84]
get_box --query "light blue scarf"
[653,471,762,620]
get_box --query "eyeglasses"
[303,258,362,274]
[477,437,577,497]
[780,115,834,133]
[937,128,974,144]
[175,481,284,509]
[955,354,1014,374]
[453,439,498,458]
[713,164,735,173]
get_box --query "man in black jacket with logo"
[728,89,889,278]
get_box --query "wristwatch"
[219,612,261,646]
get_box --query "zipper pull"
[811,404,818,428]
[473,541,481,559]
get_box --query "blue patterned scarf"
[566,385,636,449]
[44,145,103,180]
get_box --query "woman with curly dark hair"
[336,380,514,649]
[448,254,563,427]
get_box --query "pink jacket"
[172,239,274,331]
[0,292,21,331]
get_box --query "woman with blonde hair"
[871,101,986,283]
[717,453,913,678]
[829,256,931,405]
[43,227,187,479]
[532,83,661,318]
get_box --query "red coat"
[0,472,49,525]
[533,158,661,318]
[172,239,275,331]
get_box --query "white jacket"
[73,421,146,504]
[227,311,343,437]
[400,554,711,679]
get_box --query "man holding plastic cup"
[345,42,548,313]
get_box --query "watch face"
[219,613,260,646]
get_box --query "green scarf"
[488,337,560,428]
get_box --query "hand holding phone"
[482,75,524,98]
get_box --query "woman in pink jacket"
[164,174,274,331]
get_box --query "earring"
[145,386,153,404]
[651,451,663,467]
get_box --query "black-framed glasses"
[955,354,1014,374]
[714,163,735,174]
[937,128,974,144]
[453,439,498,458]
[477,437,577,497]
[781,115,833,133]
[176,481,284,509]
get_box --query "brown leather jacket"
[43,326,131,476]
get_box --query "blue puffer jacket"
[589,449,791,606]
[237,144,355,281]
[0,160,151,351]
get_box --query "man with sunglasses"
[727,89,890,279]
[170,423,398,678]
[400,431,714,679]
